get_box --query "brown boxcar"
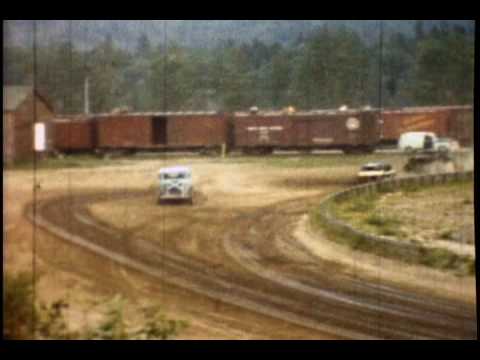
[52,118,96,152]
[96,114,153,149]
[233,110,380,153]
[381,107,455,145]
[446,106,474,146]
[95,112,229,151]
[166,114,229,148]
[233,114,294,150]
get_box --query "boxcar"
[233,109,380,154]
[96,114,153,150]
[445,106,473,147]
[95,112,229,152]
[52,117,96,153]
[380,106,474,146]
[166,113,229,150]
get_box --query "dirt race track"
[5,156,477,339]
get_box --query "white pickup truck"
[398,132,459,153]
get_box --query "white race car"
[157,166,193,204]
[357,162,396,183]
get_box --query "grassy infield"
[6,154,126,170]
[310,181,475,276]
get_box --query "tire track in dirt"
[222,200,476,339]
[29,189,477,339]
[28,194,352,339]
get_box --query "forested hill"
[5,20,474,49]
[4,20,475,114]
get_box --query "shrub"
[85,294,129,340]
[439,230,454,240]
[402,184,420,194]
[4,273,188,340]
[133,305,189,340]
[3,272,35,339]
[366,214,401,228]
[346,199,375,213]
[84,294,188,340]
[418,247,468,271]
[37,300,79,339]
[380,227,401,237]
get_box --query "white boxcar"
[157,166,193,204]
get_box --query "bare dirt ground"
[4,155,477,339]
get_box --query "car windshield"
[162,173,188,180]
[361,165,382,171]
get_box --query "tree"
[269,51,291,108]
[86,34,131,112]
[414,30,474,105]
[290,25,373,109]
[136,33,152,57]
[148,43,198,111]
[383,33,415,105]
[414,20,425,41]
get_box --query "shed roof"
[3,86,53,112]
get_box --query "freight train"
[47,105,473,156]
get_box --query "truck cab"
[398,132,438,153]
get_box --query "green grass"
[6,155,126,170]
[345,199,376,213]
[365,214,402,230]
[4,271,188,339]
[379,228,402,237]
[310,207,475,276]
[418,247,475,275]
[222,153,406,169]
[3,272,36,339]
[6,152,407,171]
[309,178,475,276]
[439,230,455,241]
[401,183,421,194]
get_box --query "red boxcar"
[446,106,474,146]
[96,114,153,149]
[52,117,96,152]
[167,114,229,148]
[233,109,380,153]
[380,106,473,145]
[95,112,229,151]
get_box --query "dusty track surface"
[23,159,477,339]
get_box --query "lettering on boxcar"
[312,137,334,144]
